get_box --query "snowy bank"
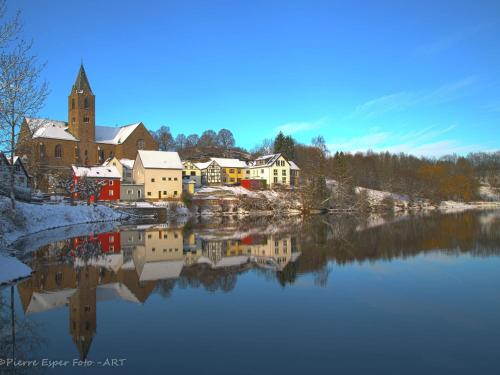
[0,254,31,285]
[0,197,127,247]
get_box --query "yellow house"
[249,153,292,188]
[210,158,250,184]
[182,160,202,187]
[133,150,183,200]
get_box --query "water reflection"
[10,210,500,364]
[15,224,301,359]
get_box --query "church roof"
[73,64,93,94]
[95,123,141,144]
[25,117,142,145]
[25,117,79,141]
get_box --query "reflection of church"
[17,226,301,359]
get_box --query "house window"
[162,177,166,181]
[151,178,155,182]
[39,143,46,158]
[137,139,145,150]
[147,192,151,196]
[274,177,278,183]
[109,180,114,186]
[83,116,89,123]
[163,191,167,195]
[190,171,196,176]
[274,169,278,176]
[54,144,62,158]
[127,189,132,194]
[282,177,286,183]
[174,177,177,181]
[261,169,264,174]
[282,170,286,176]
[174,191,178,196]
[229,169,235,173]
[168,177,171,181]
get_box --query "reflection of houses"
[194,233,301,271]
[132,228,185,281]
[17,259,157,360]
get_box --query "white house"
[133,150,183,200]
[249,153,291,188]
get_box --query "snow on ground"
[0,254,31,285]
[0,197,126,246]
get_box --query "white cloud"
[327,124,482,157]
[415,26,481,56]
[274,117,327,135]
[350,76,478,120]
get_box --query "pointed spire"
[73,64,93,94]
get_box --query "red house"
[72,165,121,202]
[71,231,121,254]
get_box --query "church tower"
[68,64,96,165]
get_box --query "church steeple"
[68,64,96,165]
[73,64,93,94]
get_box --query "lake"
[1,211,500,374]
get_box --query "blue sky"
[11,0,500,156]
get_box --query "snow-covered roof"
[138,260,184,281]
[194,161,214,170]
[210,157,248,168]
[72,165,121,179]
[214,255,250,268]
[24,117,143,144]
[120,159,135,169]
[95,123,141,144]
[138,150,183,169]
[251,153,286,167]
[96,283,140,304]
[182,160,201,169]
[289,161,300,170]
[26,289,77,315]
[25,117,79,141]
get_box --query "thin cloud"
[415,26,481,56]
[274,117,327,135]
[327,124,481,157]
[350,76,477,120]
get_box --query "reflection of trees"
[155,279,176,298]
[0,286,44,375]
[296,211,500,276]
[177,264,244,293]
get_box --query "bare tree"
[78,175,105,205]
[0,1,48,209]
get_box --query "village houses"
[16,64,157,191]
[133,150,183,200]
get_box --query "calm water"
[1,211,500,374]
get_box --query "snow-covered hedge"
[0,197,126,246]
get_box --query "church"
[17,64,158,191]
